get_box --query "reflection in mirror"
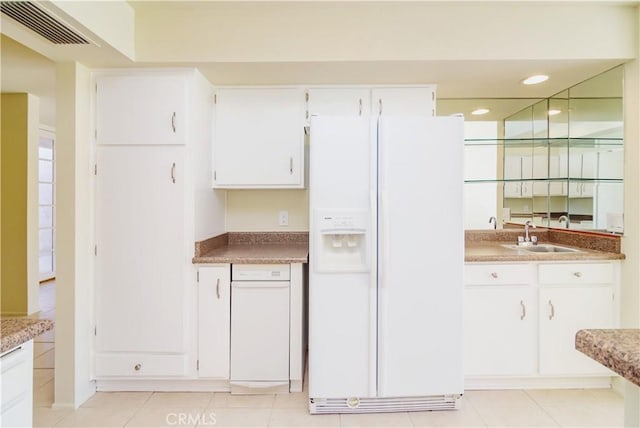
[441,64,624,234]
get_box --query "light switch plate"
[279,210,289,226]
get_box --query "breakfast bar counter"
[1,318,54,353]
[575,329,640,387]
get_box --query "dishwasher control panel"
[232,264,291,281]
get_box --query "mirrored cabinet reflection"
[446,65,624,233]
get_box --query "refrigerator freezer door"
[377,116,464,397]
[308,116,376,398]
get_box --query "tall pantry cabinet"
[93,70,224,381]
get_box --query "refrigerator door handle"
[380,189,390,289]
[369,188,378,397]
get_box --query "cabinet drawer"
[95,353,187,377]
[538,263,614,285]
[1,343,32,409]
[465,264,532,285]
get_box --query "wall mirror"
[439,65,624,234]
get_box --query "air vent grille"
[1,1,89,45]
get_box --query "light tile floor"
[32,281,624,427]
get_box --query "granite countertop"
[575,329,640,387]
[1,318,54,354]
[193,232,309,264]
[465,229,624,262]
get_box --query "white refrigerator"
[308,115,464,413]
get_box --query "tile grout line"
[523,389,564,427]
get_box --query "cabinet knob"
[490,272,499,279]
[134,364,141,371]
[573,271,582,278]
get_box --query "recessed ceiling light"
[522,75,549,85]
[471,108,490,115]
[548,109,562,116]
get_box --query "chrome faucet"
[488,216,497,229]
[524,220,537,243]
[558,215,569,228]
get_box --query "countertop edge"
[1,318,54,354]
[193,256,309,264]
[575,329,640,387]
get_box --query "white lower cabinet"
[464,260,619,386]
[538,263,616,376]
[465,286,535,376]
[197,265,231,379]
[1,341,34,428]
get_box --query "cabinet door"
[464,286,536,376]
[96,74,186,145]
[213,88,305,188]
[307,88,371,118]
[95,146,186,356]
[503,155,522,197]
[371,87,435,117]
[198,266,231,379]
[581,152,597,197]
[539,286,615,375]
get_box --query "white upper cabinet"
[307,88,371,118]
[213,87,305,188]
[96,73,187,145]
[370,87,435,117]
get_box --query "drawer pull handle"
[216,278,221,299]
[573,271,582,278]
[171,112,176,132]
[490,272,498,279]
[520,300,526,320]
[171,162,176,183]
[134,364,141,371]
[548,300,555,320]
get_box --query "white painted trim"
[465,376,614,390]
[95,379,231,392]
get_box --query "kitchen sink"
[503,244,580,253]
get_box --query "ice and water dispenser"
[314,210,369,272]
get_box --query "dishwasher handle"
[231,282,289,289]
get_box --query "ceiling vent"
[1,1,90,45]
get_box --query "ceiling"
[0,1,634,126]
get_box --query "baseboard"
[96,379,231,392]
[465,376,614,390]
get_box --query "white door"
[96,74,186,146]
[38,130,55,281]
[371,87,435,116]
[308,117,374,398]
[378,117,464,397]
[198,266,231,379]
[95,146,186,354]
[464,286,536,376]
[307,88,371,118]
[230,281,290,382]
[539,286,614,375]
[213,88,305,187]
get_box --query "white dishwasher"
[230,264,290,394]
